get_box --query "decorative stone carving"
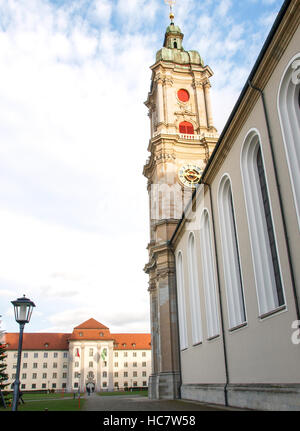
[192,80,203,89]
[291,59,300,85]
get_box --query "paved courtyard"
[81,392,242,411]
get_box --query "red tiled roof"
[5,319,151,350]
[112,334,151,350]
[68,329,113,341]
[5,333,70,350]
[74,318,109,330]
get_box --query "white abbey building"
[4,318,151,392]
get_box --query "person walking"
[18,391,25,404]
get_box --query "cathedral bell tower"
[143,7,218,400]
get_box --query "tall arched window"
[176,252,188,349]
[200,210,220,339]
[241,130,285,316]
[187,233,203,344]
[278,54,300,228]
[179,121,194,134]
[218,176,246,329]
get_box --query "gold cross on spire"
[165,0,175,23]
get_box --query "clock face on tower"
[178,164,203,187]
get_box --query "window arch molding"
[176,250,188,350]
[217,173,246,329]
[187,231,203,345]
[240,128,286,316]
[277,52,300,229]
[199,208,220,339]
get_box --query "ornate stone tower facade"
[143,15,218,400]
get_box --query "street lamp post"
[11,295,35,411]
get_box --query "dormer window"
[79,332,83,337]
[100,332,104,337]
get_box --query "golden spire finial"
[165,0,176,23]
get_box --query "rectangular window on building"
[23,352,28,358]
[22,363,27,369]
[54,352,58,358]
[142,362,146,367]
[62,383,67,388]
[89,361,93,368]
[142,371,147,377]
[124,382,128,387]
[53,363,58,369]
[32,384,36,389]
[133,382,137,387]
[124,362,128,367]
[42,383,46,389]
[63,352,68,358]
[43,363,47,368]
[133,352,137,357]
[133,362,137,367]
[14,353,17,358]
[42,373,47,379]
[114,362,118,367]
[114,352,118,357]
[75,362,79,368]
[74,382,78,388]
[33,363,38,368]
[114,372,118,377]
[103,382,107,388]
[102,371,107,378]
[62,373,67,379]
[143,381,147,386]
[53,373,57,379]
[89,348,93,357]
[133,371,137,377]
[44,353,48,358]
[34,353,38,358]
[22,373,27,379]
[114,382,118,387]
[32,373,37,379]
[124,372,128,377]
[142,352,146,357]
[124,352,128,357]
[52,383,56,389]
[21,384,26,389]
[13,364,17,369]
[63,362,68,368]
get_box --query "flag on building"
[101,349,107,361]
[75,348,80,357]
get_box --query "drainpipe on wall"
[202,182,230,407]
[248,80,300,323]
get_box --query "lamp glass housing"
[11,295,35,324]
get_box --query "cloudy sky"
[0,0,284,334]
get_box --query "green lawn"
[98,390,148,397]
[0,397,85,411]
[22,392,73,400]
[0,392,85,411]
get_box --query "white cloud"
[0,0,283,334]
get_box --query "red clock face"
[177,89,190,102]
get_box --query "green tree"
[0,316,9,407]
